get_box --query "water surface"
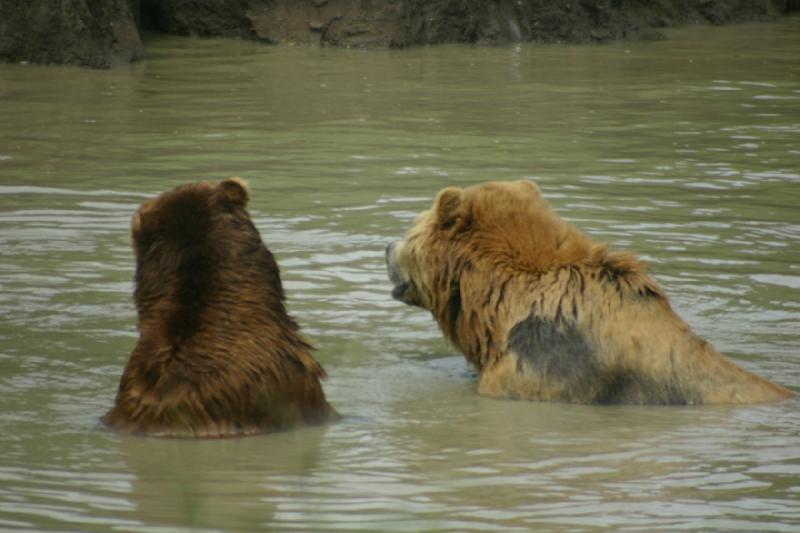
[1,16,799,531]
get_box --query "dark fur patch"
[509,312,598,384]
[508,311,697,405]
[141,189,215,342]
[509,311,698,404]
[446,279,462,336]
[159,188,212,245]
[595,372,692,405]
[171,243,213,340]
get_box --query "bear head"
[130,177,289,342]
[386,180,596,312]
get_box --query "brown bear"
[386,180,794,405]
[103,178,337,437]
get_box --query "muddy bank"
[0,0,794,68]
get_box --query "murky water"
[1,16,799,531]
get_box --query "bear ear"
[517,179,541,196]
[130,199,156,252]
[217,177,250,208]
[131,198,156,239]
[131,210,143,241]
[434,187,464,228]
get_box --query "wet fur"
[387,180,793,405]
[104,178,336,437]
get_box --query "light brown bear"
[386,180,793,405]
[104,178,337,437]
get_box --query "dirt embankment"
[0,0,794,68]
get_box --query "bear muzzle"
[385,240,412,303]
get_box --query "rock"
[309,19,324,32]
[141,0,253,38]
[398,0,790,46]
[0,0,143,68]
[247,0,403,47]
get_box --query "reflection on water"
[1,16,799,531]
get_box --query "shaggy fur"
[104,178,336,437]
[386,180,793,405]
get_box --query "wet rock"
[0,0,143,68]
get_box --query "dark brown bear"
[103,178,336,437]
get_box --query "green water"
[1,16,799,531]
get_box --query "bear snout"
[385,241,406,286]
